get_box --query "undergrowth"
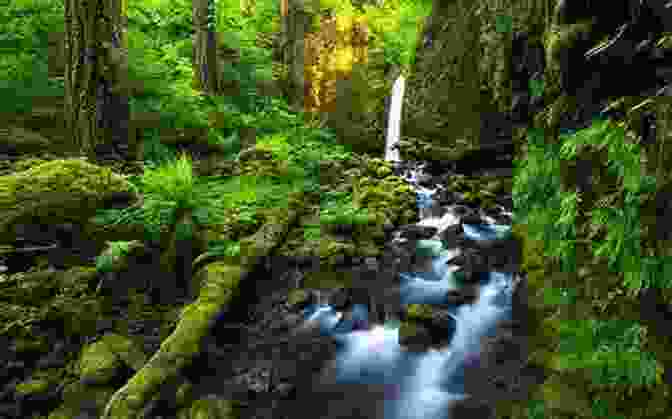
[514,120,668,418]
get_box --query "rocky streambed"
[0,146,537,419]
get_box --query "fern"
[95,241,134,273]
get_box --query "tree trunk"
[193,0,220,95]
[284,0,315,112]
[64,0,133,164]
[278,0,289,59]
[101,192,308,419]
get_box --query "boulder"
[445,284,479,305]
[0,126,50,155]
[399,304,457,351]
[177,395,241,419]
[394,224,438,241]
[0,159,140,245]
[439,224,465,249]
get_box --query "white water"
[296,74,513,418]
[384,75,406,163]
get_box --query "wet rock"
[35,343,69,369]
[395,224,438,241]
[450,205,477,218]
[495,193,513,208]
[399,304,457,350]
[445,285,479,305]
[450,247,489,271]
[439,224,464,249]
[453,267,489,284]
[398,321,434,351]
[446,397,495,419]
[483,206,502,218]
[492,212,513,225]
[415,239,444,257]
[460,213,485,225]
[328,288,351,309]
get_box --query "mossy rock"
[353,239,381,258]
[49,382,116,419]
[11,157,51,172]
[286,289,311,309]
[415,240,444,257]
[301,270,355,290]
[0,126,50,154]
[539,373,592,415]
[398,321,431,348]
[178,396,242,419]
[78,337,125,385]
[0,158,139,243]
[483,179,505,194]
[96,333,147,372]
[11,335,50,354]
[405,304,434,321]
[176,380,194,408]
[318,238,357,262]
[57,266,99,294]
[375,165,392,178]
[14,378,51,396]
[7,268,61,305]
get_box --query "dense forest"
[1,0,672,418]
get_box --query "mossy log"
[100,191,307,419]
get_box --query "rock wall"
[402,0,553,158]
[402,0,672,417]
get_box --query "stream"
[293,75,515,418]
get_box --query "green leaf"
[495,15,513,33]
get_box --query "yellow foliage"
[302,11,369,114]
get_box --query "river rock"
[448,204,469,217]
[439,224,464,249]
[395,224,438,241]
[445,285,479,305]
[460,213,486,225]
[446,396,495,419]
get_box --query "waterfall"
[384,75,406,163]
[293,70,515,419]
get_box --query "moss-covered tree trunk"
[284,0,314,112]
[193,0,220,95]
[276,0,289,61]
[100,192,309,419]
[64,0,133,164]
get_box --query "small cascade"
[384,75,406,163]
[295,74,515,418]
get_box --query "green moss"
[52,382,117,419]
[415,240,444,257]
[540,373,592,416]
[302,271,355,290]
[12,335,49,353]
[287,289,310,307]
[79,338,123,385]
[178,397,240,419]
[405,304,434,321]
[375,165,392,178]
[15,378,50,395]
[97,333,147,372]
[0,158,137,242]
[318,238,357,261]
[175,381,194,408]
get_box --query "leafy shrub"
[95,241,135,273]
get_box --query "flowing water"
[296,76,515,418]
[384,74,405,163]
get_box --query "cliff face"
[405,0,672,417]
[401,0,550,157]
